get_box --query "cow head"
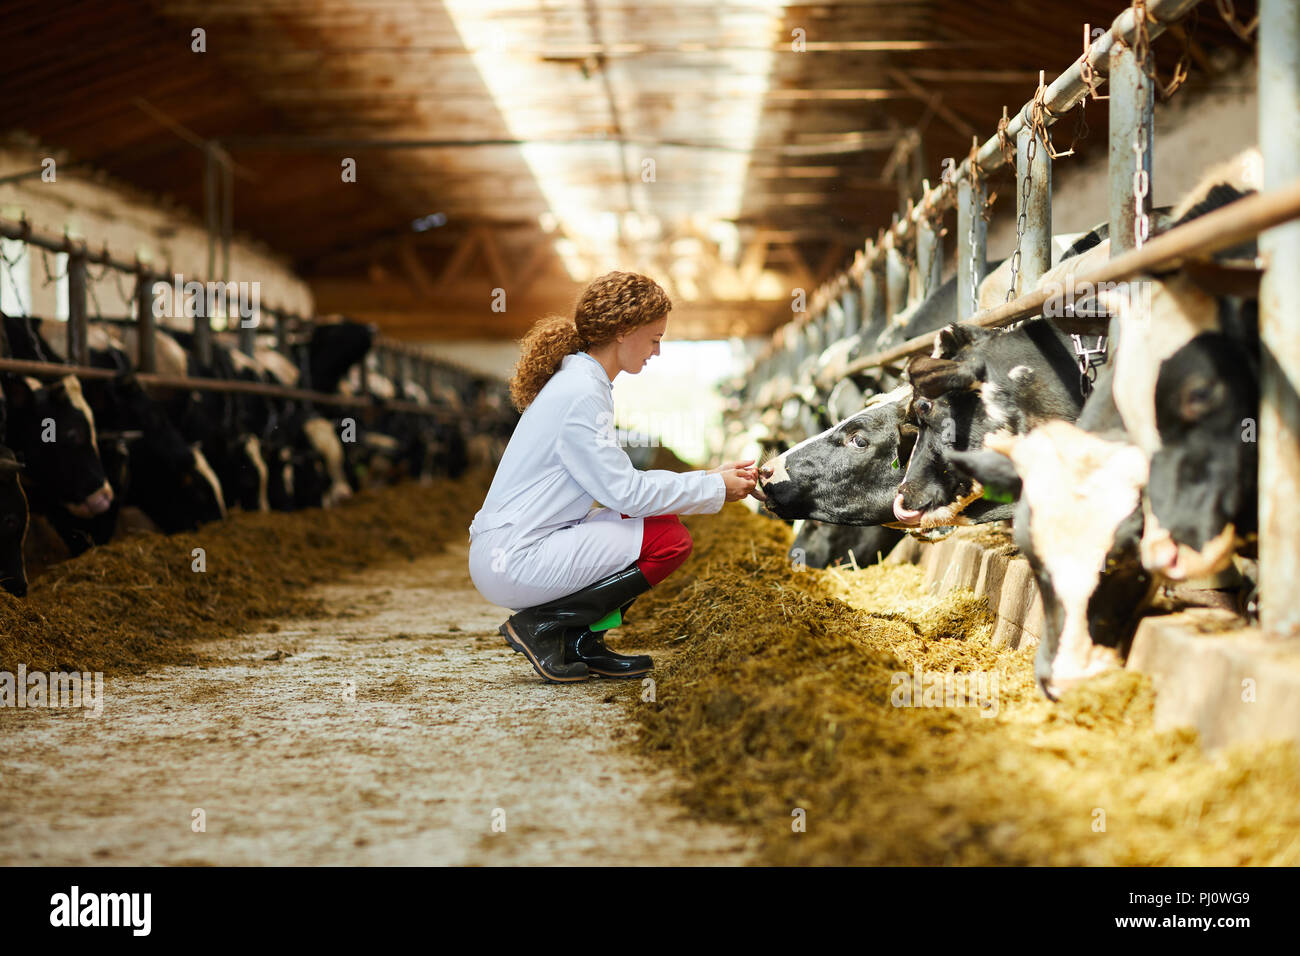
[957,424,1155,700]
[754,385,913,525]
[5,375,113,518]
[1140,330,1258,581]
[893,321,1083,528]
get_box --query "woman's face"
[616,315,667,374]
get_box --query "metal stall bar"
[956,171,987,320]
[862,245,886,331]
[915,196,943,299]
[134,269,157,373]
[1258,0,1300,638]
[839,179,1300,377]
[65,244,89,366]
[1109,37,1156,255]
[751,0,1210,363]
[884,234,908,322]
[1014,97,1052,293]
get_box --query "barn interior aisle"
[0,536,752,866]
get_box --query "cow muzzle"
[66,481,115,518]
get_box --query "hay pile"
[618,504,1300,865]
[0,470,491,675]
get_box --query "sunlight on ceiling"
[442,0,789,300]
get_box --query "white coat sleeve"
[557,392,727,517]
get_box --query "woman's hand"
[710,459,758,502]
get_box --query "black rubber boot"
[564,628,653,679]
[500,563,653,684]
[564,594,652,678]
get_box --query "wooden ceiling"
[4,0,1254,340]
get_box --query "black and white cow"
[754,385,915,525]
[2,316,115,554]
[891,317,1087,529]
[790,519,904,570]
[945,148,1265,697]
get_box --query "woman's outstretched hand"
[708,459,759,502]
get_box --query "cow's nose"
[758,463,774,481]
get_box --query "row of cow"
[725,147,1265,699]
[0,315,516,597]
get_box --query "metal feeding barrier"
[734,0,1299,638]
[0,216,510,423]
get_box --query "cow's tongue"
[893,493,924,525]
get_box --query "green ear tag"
[890,457,900,470]
[982,487,1014,503]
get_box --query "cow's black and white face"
[894,385,989,528]
[893,321,1084,529]
[969,425,1154,700]
[8,375,113,517]
[1141,331,1257,580]
[755,386,913,525]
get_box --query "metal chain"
[1130,0,1153,249]
[1215,0,1259,42]
[110,265,135,311]
[966,147,981,316]
[1133,135,1151,248]
[38,246,67,286]
[0,238,28,316]
[1006,98,1042,304]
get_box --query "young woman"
[468,271,757,684]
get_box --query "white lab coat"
[468,350,726,610]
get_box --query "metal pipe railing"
[0,215,506,421]
[838,178,1300,377]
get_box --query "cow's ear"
[932,322,993,359]
[907,356,980,398]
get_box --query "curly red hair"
[508,271,672,411]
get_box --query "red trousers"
[620,513,693,586]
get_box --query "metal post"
[841,285,860,337]
[1016,121,1052,294]
[1259,0,1300,638]
[884,240,907,321]
[862,257,886,332]
[66,246,89,366]
[192,282,213,368]
[238,316,257,356]
[1108,42,1154,257]
[135,271,157,373]
[916,212,943,299]
[957,175,987,320]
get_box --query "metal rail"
[0,356,458,420]
[0,216,507,419]
[838,177,1300,377]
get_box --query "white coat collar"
[566,350,614,391]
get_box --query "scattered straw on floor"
[617,503,1300,865]
[0,471,491,675]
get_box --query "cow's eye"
[915,398,933,418]
[1180,378,1223,421]
[850,433,869,449]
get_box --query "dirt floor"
[0,542,754,866]
[6,480,1299,867]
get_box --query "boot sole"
[500,622,590,684]
[587,666,653,679]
